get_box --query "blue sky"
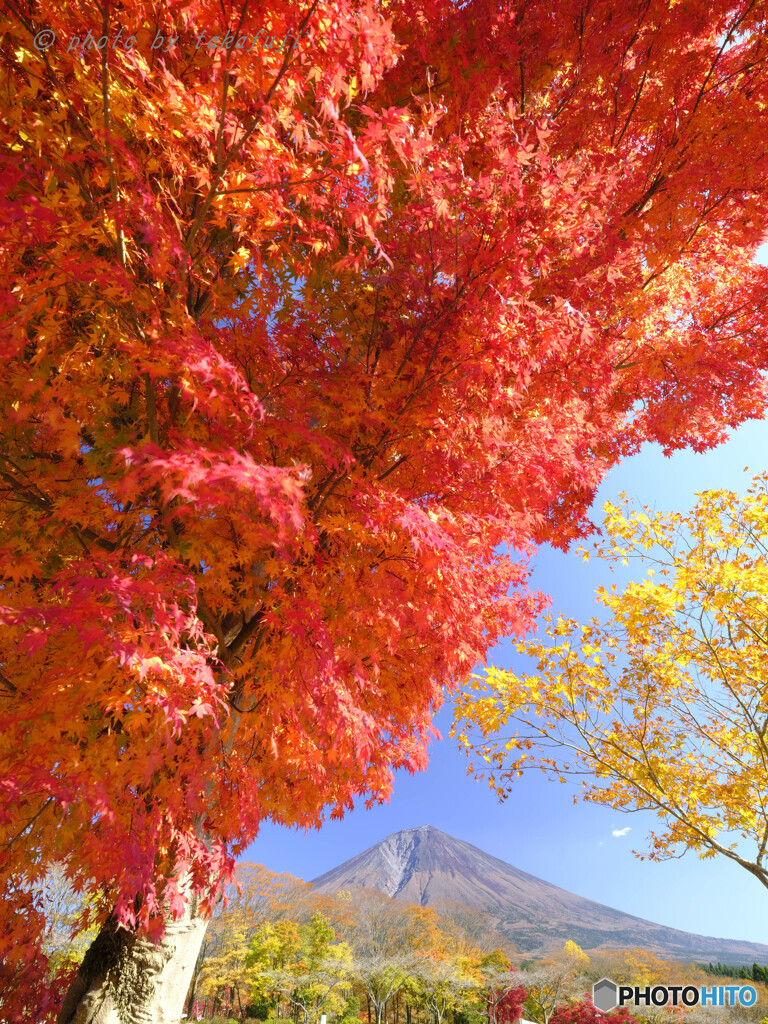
[241,246,768,951]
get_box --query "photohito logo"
[592,977,757,1012]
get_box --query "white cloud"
[612,827,631,838]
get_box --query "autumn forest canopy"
[2,0,768,1019]
[39,859,768,1023]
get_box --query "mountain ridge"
[310,825,768,962]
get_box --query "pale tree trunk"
[58,887,209,1024]
[184,933,210,1016]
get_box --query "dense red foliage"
[495,984,527,1024]
[550,1000,638,1023]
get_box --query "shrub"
[455,1009,485,1024]
[342,998,361,1019]
[246,997,273,1019]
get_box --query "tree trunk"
[184,935,209,1017]
[58,891,208,1024]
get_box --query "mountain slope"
[310,825,768,961]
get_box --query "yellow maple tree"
[454,475,768,890]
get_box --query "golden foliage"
[455,476,768,890]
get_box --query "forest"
[36,862,768,1024]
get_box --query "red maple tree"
[1,0,768,1018]
[549,1000,638,1023]
[495,983,527,1024]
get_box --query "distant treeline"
[699,962,768,983]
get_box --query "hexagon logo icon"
[593,978,619,1013]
